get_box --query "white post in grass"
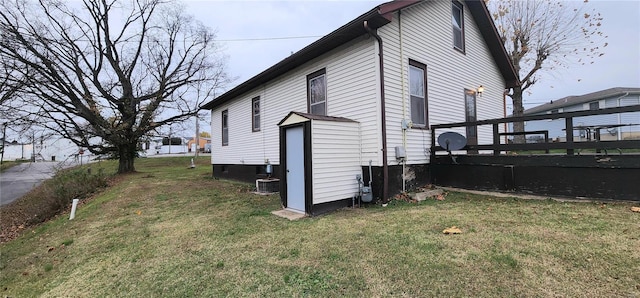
[69,199,79,220]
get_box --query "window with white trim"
[307,69,326,115]
[252,96,260,132]
[409,60,427,127]
[452,1,465,52]
[221,110,228,146]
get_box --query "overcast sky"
[184,0,640,113]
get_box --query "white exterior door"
[285,126,305,212]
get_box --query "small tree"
[0,0,230,173]
[489,0,606,139]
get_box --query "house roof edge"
[202,0,519,110]
[201,3,399,110]
[522,87,640,115]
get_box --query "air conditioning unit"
[256,178,280,194]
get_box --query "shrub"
[0,166,111,243]
[24,168,109,225]
[48,168,109,211]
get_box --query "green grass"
[1,156,639,297]
[0,159,28,172]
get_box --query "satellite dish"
[437,132,467,152]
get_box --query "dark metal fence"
[428,104,640,201]
[430,104,640,157]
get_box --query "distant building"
[1,137,92,162]
[522,87,640,142]
[139,137,189,156]
[187,137,211,153]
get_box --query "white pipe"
[69,198,79,220]
[399,10,407,194]
[402,160,406,193]
[368,160,373,187]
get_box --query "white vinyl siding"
[210,1,510,169]
[379,1,506,165]
[311,121,361,204]
[211,35,378,166]
[620,97,640,125]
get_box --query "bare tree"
[489,0,606,139]
[0,54,24,109]
[0,0,229,173]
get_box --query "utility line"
[218,35,322,42]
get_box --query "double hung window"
[307,69,327,116]
[409,60,427,127]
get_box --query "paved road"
[0,162,67,206]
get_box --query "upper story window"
[307,68,326,115]
[252,96,260,132]
[452,1,465,52]
[589,102,599,110]
[409,60,428,127]
[221,110,228,146]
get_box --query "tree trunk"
[117,142,137,173]
[511,86,526,144]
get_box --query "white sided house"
[202,0,519,215]
[522,87,640,142]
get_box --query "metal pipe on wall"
[364,20,389,203]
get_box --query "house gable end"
[201,0,517,110]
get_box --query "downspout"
[364,20,389,203]
[504,89,509,144]
[398,10,406,194]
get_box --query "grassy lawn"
[0,160,28,172]
[1,157,639,297]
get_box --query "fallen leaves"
[443,226,462,235]
[631,207,640,213]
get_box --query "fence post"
[565,117,574,156]
[493,123,500,156]
[544,131,550,154]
